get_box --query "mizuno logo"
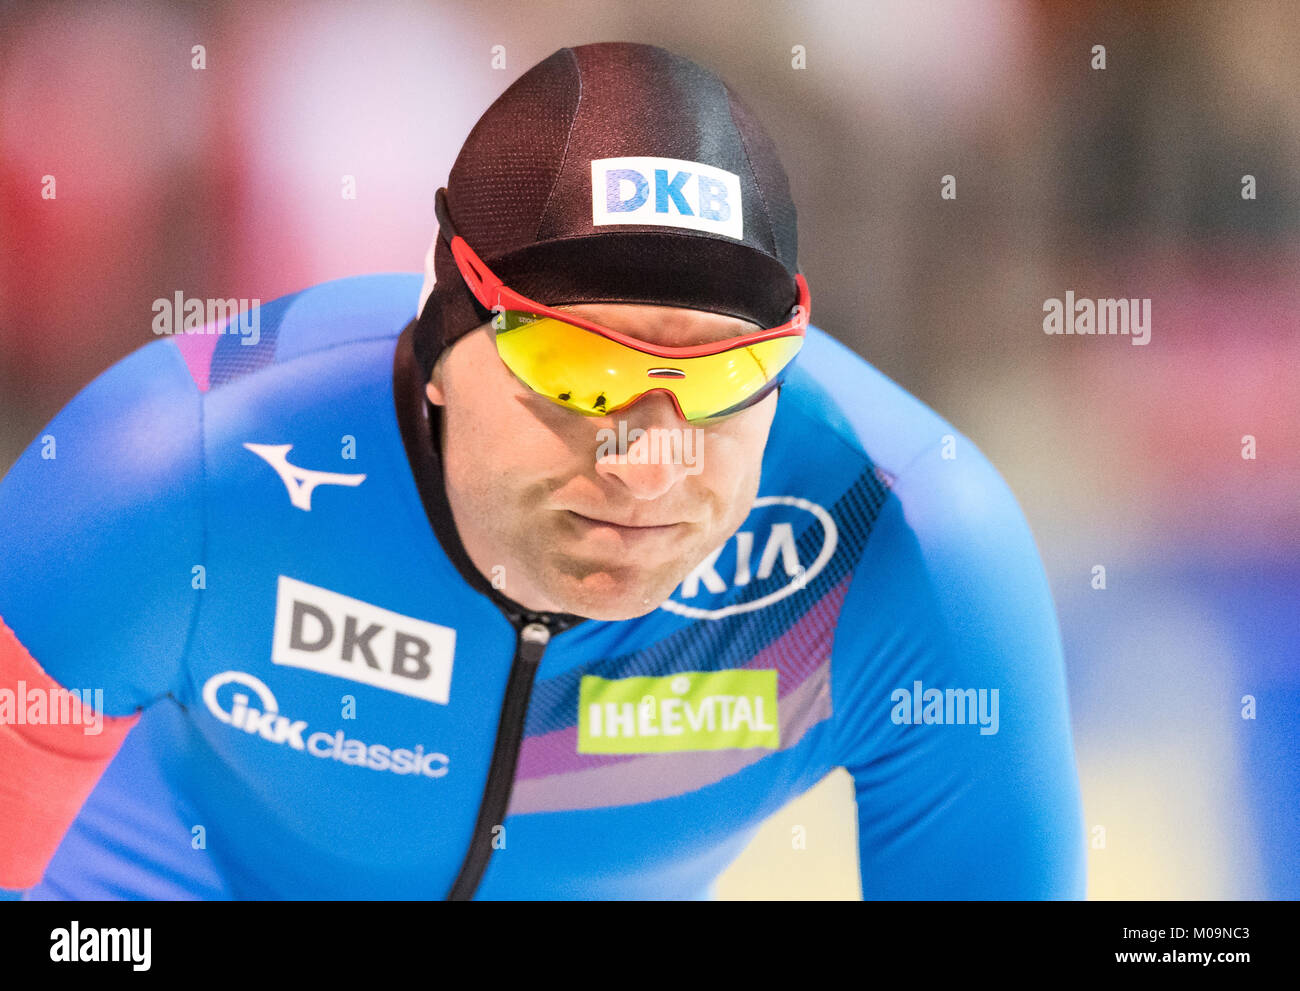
[244,443,366,511]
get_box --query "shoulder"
[778,323,1036,566]
[172,273,421,393]
[769,324,1041,599]
[240,272,420,365]
[778,325,1058,691]
[0,273,421,708]
[778,325,959,479]
[0,337,205,710]
[0,334,205,524]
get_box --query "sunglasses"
[434,188,810,424]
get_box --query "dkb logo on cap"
[591,157,743,241]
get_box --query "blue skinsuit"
[0,274,1085,899]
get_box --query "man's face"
[426,303,779,621]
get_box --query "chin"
[543,565,680,621]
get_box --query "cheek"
[442,361,586,494]
[700,397,777,495]
[440,357,518,495]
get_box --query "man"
[0,42,1084,899]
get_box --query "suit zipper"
[445,620,552,900]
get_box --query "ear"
[426,357,448,407]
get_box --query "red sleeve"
[0,617,139,889]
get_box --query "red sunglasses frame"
[434,187,811,360]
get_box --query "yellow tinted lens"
[494,312,802,420]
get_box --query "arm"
[831,439,1086,899]
[0,338,204,892]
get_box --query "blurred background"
[1,0,1295,899]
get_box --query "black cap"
[414,42,801,378]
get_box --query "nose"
[593,389,695,500]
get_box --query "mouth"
[563,510,687,534]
